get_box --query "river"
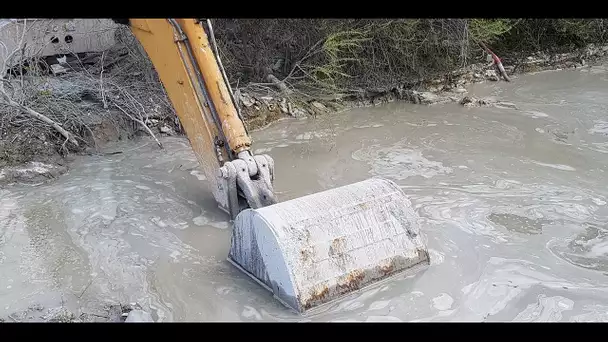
[1,65,608,322]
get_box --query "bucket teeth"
[228,177,430,314]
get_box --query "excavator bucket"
[228,177,430,314]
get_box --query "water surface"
[1,65,608,321]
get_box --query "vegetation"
[215,19,608,93]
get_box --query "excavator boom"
[121,18,430,314]
[127,18,275,218]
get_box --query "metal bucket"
[228,177,430,314]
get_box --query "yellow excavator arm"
[116,18,430,315]
[123,18,276,219]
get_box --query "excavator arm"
[116,18,430,315]
[121,18,275,219]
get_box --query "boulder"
[279,98,289,114]
[159,125,173,135]
[239,93,255,107]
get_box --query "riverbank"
[1,41,607,186]
[238,43,608,128]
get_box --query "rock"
[449,96,460,102]
[484,69,499,81]
[460,96,475,106]
[393,87,406,100]
[473,73,483,79]
[43,307,77,322]
[8,311,28,322]
[239,93,255,107]
[260,96,274,106]
[28,303,44,312]
[453,87,467,94]
[125,310,154,323]
[311,101,327,111]
[159,125,173,135]
[124,302,142,312]
[418,92,440,105]
[279,98,289,114]
[288,105,308,119]
[460,96,496,107]
[585,45,597,57]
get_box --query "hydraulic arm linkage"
[117,18,276,218]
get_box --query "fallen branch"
[99,51,108,109]
[0,93,79,147]
[282,38,325,82]
[0,19,78,147]
[266,73,293,94]
[113,103,163,150]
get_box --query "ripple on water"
[352,140,453,180]
[569,304,608,322]
[530,161,576,172]
[513,294,573,322]
[588,120,608,136]
[368,300,391,311]
[365,315,403,322]
[548,223,608,272]
[589,142,608,154]
[522,110,550,119]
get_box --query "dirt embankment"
[1,41,607,186]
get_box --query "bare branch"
[113,103,163,150]
[0,92,79,146]
[99,51,108,109]
[266,73,293,95]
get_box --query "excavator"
[114,18,430,315]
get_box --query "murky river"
[2,66,608,322]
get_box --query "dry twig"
[0,19,79,147]
[113,103,163,149]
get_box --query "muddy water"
[2,65,608,322]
